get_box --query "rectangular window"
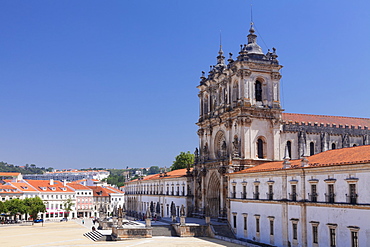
[254,185,259,200]
[232,185,236,199]
[311,184,317,202]
[351,231,358,247]
[312,225,318,244]
[291,184,297,201]
[349,184,357,204]
[233,215,237,228]
[243,216,247,230]
[293,223,298,240]
[330,228,336,247]
[327,184,335,203]
[242,185,246,199]
[270,220,274,236]
[268,185,273,200]
[256,218,260,233]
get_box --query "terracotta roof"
[87,186,111,197]
[233,145,370,174]
[0,172,21,177]
[25,180,74,193]
[282,113,370,129]
[67,183,92,191]
[0,185,21,194]
[104,186,124,194]
[8,182,38,192]
[127,168,191,183]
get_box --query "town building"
[23,169,110,182]
[88,185,124,217]
[125,168,192,219]
[67,183,94,218]
[227,145,370,247]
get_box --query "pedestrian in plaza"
[82,219,84,224]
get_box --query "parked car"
[60,218,67,222]
[34,219,43,223]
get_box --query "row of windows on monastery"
[230,178,360,205]
[200,80,265,116]
[231,212,360,247]
[125,183,189,196]
[40,194,75,200]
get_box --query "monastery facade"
[124,23,370,246]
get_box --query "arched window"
[287,141,292,158]
[353,144,357,147]
[257,138,264,159]
[310,142,315,156]
[332,143,336,150]
[255,80,262,102]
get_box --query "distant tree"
[63,198,74,218]
[148,166,160,175]
[0,201,6,214]
[4,199,26,220]
[23,197,46,220]
[170,151,194,171]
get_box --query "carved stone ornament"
[197,129,204,136]
[237,117,251,126]
[237,69,252,78]
[224,119,233,129]
[218,166,227,175]
[271,72,282,80]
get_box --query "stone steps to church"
[83,231,105,241]
[212,224,236,239]
[152,225,177,236]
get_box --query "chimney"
[301,156,309,167]
[63,180,67,187]
[50,179,54,185]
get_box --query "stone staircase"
[152,225,177,236]
[212,224,236,239]
[83,231,105,241]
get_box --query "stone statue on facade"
[232,136,239,157]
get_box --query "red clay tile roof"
[104,186,124,194]
[282,113,370,129]
[0,172,21,177]
[233,145,370,174]
[24,180,74,193]
[67,183,92,191]
[127,168,192,183]
[8,182,38,192]
[0,185,21,194]
[87,186,111,197]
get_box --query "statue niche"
[215,131,227,158]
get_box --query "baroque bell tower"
[193,23,283,218]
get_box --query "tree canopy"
[148,166,160,175]
[4,198,27,219]
[23,197,46,219]
[63,198,74,217]
[170,151,194,171]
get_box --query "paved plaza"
[0,219,244,247]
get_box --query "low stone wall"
[111,227,152,239]
[172,223,209,237]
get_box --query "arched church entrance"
[206,172,220,218]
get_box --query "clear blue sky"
[1,1,369,170]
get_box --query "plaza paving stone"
[0,219,244,247]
